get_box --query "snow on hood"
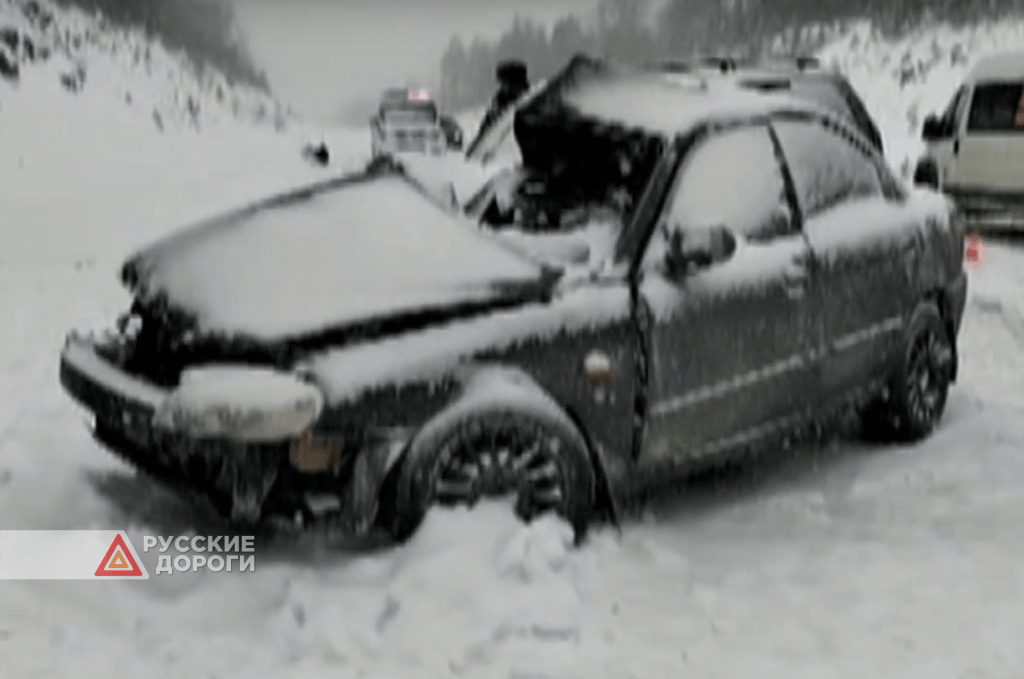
[121,173,548,342]
[397,152,515,208]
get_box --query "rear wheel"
[861,302,954,442]
[913,158,940,189]
[379,409,596,543]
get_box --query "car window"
[772,118,883,217]
[659,124,796,246]
[966,82,1024,132]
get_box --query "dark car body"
[60,56,966,535]
[658,55,885,154]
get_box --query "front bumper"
[947,186,1024,234]
[59,336,390,533]
[946,269,969,334]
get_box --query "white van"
[914,50,1024,231]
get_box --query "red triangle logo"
[95,534,144,577]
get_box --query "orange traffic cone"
[965,233,983,268]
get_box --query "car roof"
[966,50,1024,83]
[659,55,825,76]
[517,54,826,140]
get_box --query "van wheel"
[861,302,955,442]
[913,158,940,189]
[379,409,596,543]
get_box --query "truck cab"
[370,88,447,158]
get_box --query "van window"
[966,83,1024,132]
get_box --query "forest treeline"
[53,0,269,89]
[439,0,1024,110]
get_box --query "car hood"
[120,171,552,344]
[398,152,517,208]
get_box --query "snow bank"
[0,0,371,272]
[0,0,288,132]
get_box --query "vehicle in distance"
[370,87,461,157]
[914,49,1024,233]
[658,54,885,154]
[59,55,968,542]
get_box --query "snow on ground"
[3,7,1024,678]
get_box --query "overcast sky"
[233,0,598,119]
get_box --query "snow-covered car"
[370,87,448,157]
[59,55,968,543]
[913,50,1024,232]
[658,55,885,154]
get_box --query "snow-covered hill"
[0,0,290,131]
[2,7,1024,679]
[0,0,370,269]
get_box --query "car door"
[637,122,821,466]
[771,115,920,398]
[946,81,1024,192]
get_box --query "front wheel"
[861,302,955,442]
[379,408,596,543]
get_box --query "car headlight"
[152,366,325,442]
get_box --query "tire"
[913,158,940,190]
[379,406,596,544]
[861,302,955,442]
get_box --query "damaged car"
[60,55,969,542]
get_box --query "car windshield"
[466,135,661,269]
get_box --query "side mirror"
[665,223,737,277]
[921,114,947,141]
[441,115,464,150]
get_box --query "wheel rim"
[429,425,568,522]
[906,329,952,425]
